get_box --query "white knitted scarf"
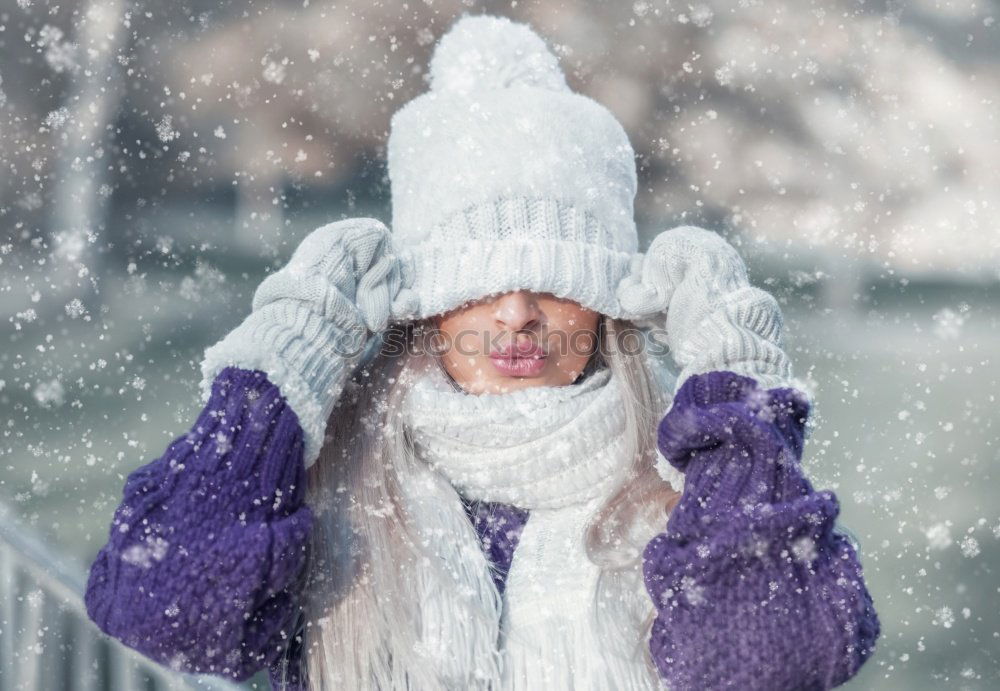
[398,362,674,690]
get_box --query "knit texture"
[400,361,668,688]
[643,369,881,690]
[618,224,809,398]
[83,366,532,691]
[84,366,880,690]
[379,11,803,413]
[460,497,532,597]
[84,367,312,682]
[402,363,636,509]
[199,217,404,470]
[386,14,640,322]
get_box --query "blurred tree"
[50,0,129,316]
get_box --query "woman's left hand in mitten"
[620,225,801,395]
[641,370,881,691]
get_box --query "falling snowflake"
[33,379,65,408]
[214,430,232,455]
[960,536,980,558]
[156,114,179,142]
[925,523,952,550]
[715,63,734,86]
[689,4,714,28]
[52,228,91,262]
[262,59,288,84]
[36,24,78,73]
[64,298,88,319]
[167,652,190,673]
[791,535,818,564]
[156,235,175,254]
[934,606,955,629]
[932,306,969,340]
[44,107,71,129]
[677,575,706,606]
[121,536,170,568]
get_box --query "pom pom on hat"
[429,14,569,94]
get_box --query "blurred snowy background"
[1,0,998,689]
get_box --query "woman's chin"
[469,368,555,395]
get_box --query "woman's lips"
[489,353,548,377]
[492,342,546,359]
[489,342,548,377]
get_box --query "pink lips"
[489,341,548,376]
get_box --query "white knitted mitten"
[641,225,806,398]
[199,217,402,468]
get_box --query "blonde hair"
[271,315,681,690]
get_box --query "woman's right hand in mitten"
[84,218,403,680]
[199,217,403,468]
[85,367,314,681]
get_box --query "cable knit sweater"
[84,365,879,690]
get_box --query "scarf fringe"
[403,454,505,688]
[499,592,668,691]
[497,499,669,691]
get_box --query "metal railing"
[0,500,246,691]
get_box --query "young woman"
[84,14,880,691]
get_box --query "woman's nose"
[493,291,544,332]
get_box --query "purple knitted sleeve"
[460,496,531,596]
[84,366,314,682]
[642,370,880,691]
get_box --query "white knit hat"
[386,13,641,322]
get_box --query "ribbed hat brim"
[391,238,634,321]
